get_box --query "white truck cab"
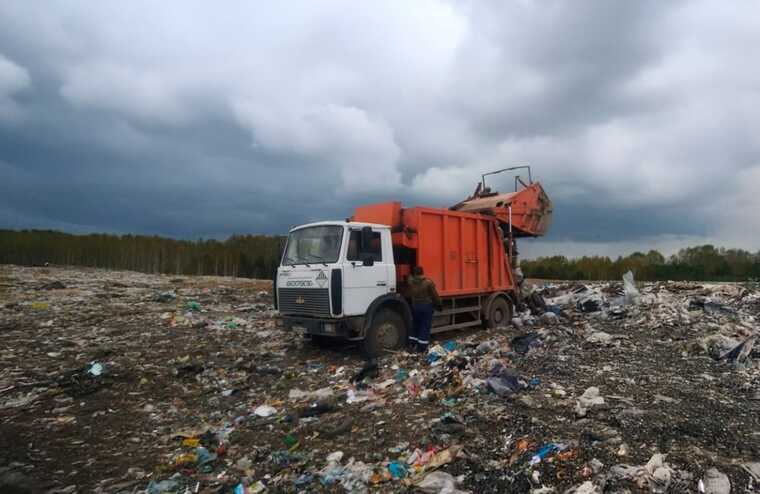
[275,221,411,356]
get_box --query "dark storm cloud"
[0,0,759,255]
[0,70,339,237]
[448,1,667,137]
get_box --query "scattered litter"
[578,298,602,313]
[586,330,617,346]
[702,468,730,494]
[622,271,640,305]
[87,362,104,377]
[388,461,408,479]
[570,481,601,494]
[417,471,470,494]
[289,387,334,400]
[154,290,176,303]
[540,312,559,325]
[3,265,759,492]
[476,340,499,354]
[720,335,755,363]
[38,281,66,290]
[511,332,541,354]
[575,386,604,417]
[253,405,277,417]
[741,462,760,483]
[146,479,180,494]
[530,443,562,465]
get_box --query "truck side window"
[347,230,382,262]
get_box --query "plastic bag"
[623,271,640,305]
[254,404,277,417]
[417,471,470,494]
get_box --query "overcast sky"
[1,1,759,258]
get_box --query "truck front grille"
[278,288,331,317]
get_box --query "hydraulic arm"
[451,166,553,238]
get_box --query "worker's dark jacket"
[407,275,442,306]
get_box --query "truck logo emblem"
[286,280,312,287]
[316,271,328,287]
[295,296,305,304]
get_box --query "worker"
[407,266,442,353]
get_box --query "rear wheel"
[486,296,513,329]
[362,309,407,358]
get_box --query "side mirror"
[362,256,375,267]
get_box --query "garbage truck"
[275,166,552,356]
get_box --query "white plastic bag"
[623,271,640,305]
[253,404,277,417]
[417,471,470,494]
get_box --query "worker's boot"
[406,339,418,353]
[351,360,378,383]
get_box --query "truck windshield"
[282,225,344,266]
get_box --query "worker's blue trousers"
[410,303,433,350]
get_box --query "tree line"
[0,229,285,279]
[520,245,760,281]
[1,230,758,282]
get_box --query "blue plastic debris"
[530,443,561,465]
[271,450,305,467]
[441,397,457,407]
[306,362,325,371]
[545,304,562,315]
[294,473,314,488]
[442,340,458,352]
[395,368,409,382]
[321,466,346,485]
[196,446,217,473]
[147,479,180,494]
[388,461,409,479]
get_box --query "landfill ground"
[1,265,760,494]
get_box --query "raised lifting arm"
[451,165,553,238]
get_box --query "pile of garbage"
[1,265,759,493]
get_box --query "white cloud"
[234,101,402,192]
[61,62,192,125]
[410,165,477,202]
[0,53,30,122]
[713,165,760,250]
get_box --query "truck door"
[342,227,392,316]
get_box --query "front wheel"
[486,296,513,329]
[361,309,407,358]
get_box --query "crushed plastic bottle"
[530,443,561,465]
[87,362,104,376]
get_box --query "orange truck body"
[353,180,552,302]
[354,202,514,298]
